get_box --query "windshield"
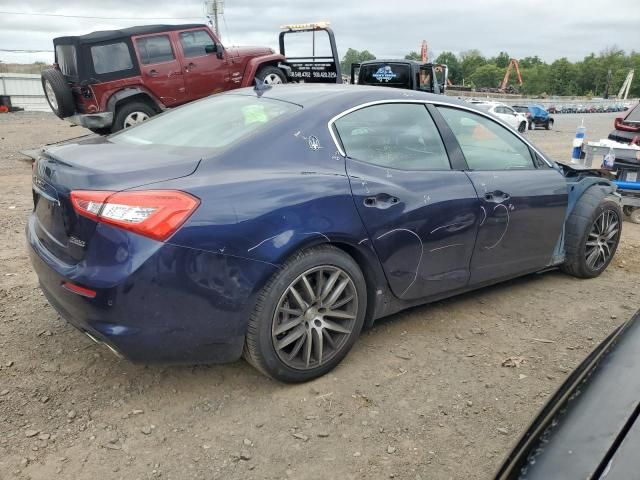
[110,95,301,150]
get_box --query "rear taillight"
[70,190,199,241]
[615,116,640,132]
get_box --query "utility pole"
[205,1,223,40]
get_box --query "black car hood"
[495,311,640,480]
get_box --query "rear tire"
[255,66,287,85]
[561,189,622,278]
[41,69,75,118]
[243,245,367,382]
[545,119,552,130]
[112,101,156,132]
[518,121,526,133]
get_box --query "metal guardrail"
[0,73,49,111]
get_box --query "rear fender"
[106,87,164,114]
[240,54,287,87]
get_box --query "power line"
[0,10,203,21]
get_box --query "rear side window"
[91,42,134,74]
[179,30,215,58]
[55,45,78,77]
[136,35,175,65]
[110,95,301,150]
[334,103,451,171]
[437,107,534,170]
[357,63,412,89]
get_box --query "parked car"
[41,24,290,133]
[513,104,554,130]
[470,101,528,132]
[547,105,558,114]
[28,85,622,382]
[608,101,640,145]
[495,310,640,480]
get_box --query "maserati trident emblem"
[308,135,321,150]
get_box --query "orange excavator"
[499,58,523,93]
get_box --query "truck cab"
[351,59,448,94]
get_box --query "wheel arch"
[106,88,164,115]
[240,53,287,87]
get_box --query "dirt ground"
[1,110,639,480]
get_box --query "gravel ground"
[0,110,639,480]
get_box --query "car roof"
[54,24,206,45]
[230,84,471,113]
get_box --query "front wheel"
[561,189,622,278]
[244,245,367,382]
[255,66,287,85]
[518,121,526,133]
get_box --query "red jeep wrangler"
[41,24,289,133]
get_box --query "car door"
[435,105,568,285]
[132,33,186,106]
[333,102,481,300]
[493,106,516,129]
[175,28,229,99]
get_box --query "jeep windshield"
[110,94,301,149]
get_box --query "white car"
[469,101,529,133]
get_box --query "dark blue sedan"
[28,85,622,382]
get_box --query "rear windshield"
[110,95,301,149]
[91,42,134,74]
[358,63,412,88]
[55,44,78,78]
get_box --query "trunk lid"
[31,136,203,264]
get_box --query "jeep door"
[132,33,187,106]
[175,28,229,99]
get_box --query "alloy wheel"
[44,80,58,110]
[263,73,283,85]
[271,266,358,370]
[585,209,619,270]
[123,111,150,128]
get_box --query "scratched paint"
[376,228,423,298]
[484,204,510,250]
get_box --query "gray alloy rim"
[123,111,149,128]
[585,209,619,270]
[271,265,358,370]
[44,80,58,110]
[262,73,283,85]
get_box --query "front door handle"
[485,190,511,202]
[185,62,197,72]
[364,194,400,209]
[147,69,158,77]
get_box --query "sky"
[1,0,639,64]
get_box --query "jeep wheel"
[41,69,75,118]
[112,101,156,132]
[256,66,286,85]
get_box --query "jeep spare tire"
[255,66,286,85]
[41,69,75,118]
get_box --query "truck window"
[136,35,175,65]
[358,63,412,89]
[91,42,133,74]
[179,30,215,58]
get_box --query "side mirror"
[204,44,218,54]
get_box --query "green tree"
[549,58,578,95]
[340,48,375,75]
[520,56,544,69]
[490,51,511,69]
[470,64,503,88]
[460,49,486,84]
[405,51,421,61]
[435,51,461,84]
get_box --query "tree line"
[340,47,639,97]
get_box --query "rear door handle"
[364,194,400,209]
[485,190,510,202]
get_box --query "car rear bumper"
[26,215,276,364]
[64,112,113,129]
[608,129,640,144]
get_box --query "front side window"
[179,30,215,58]
[334,103,451,171]
[110,95,300,150]
[437,106,534,170]
[136,35,175,65]
[91,42,134,74]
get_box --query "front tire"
[255,66,287,85]
[244,245,367,382]
[518,121,526,133]
[561,189,622,278]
